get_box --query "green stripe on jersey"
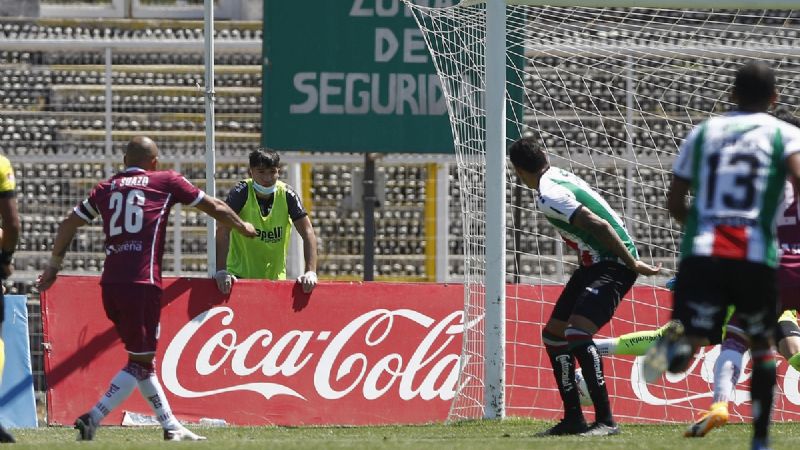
[759,127,786,267]
[680,123,706,259]
[549,178,638,260]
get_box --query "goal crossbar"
[524,44,800,58]
[461,0,800,8]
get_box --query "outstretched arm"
[198,195,255,294]
[37,212,87,291]
[195,195,256,238]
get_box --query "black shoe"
[0,424,15,443]
[581,421,620,436]
[74,413,97,441]
[535,417,589,436]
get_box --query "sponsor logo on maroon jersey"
[105,240,144,255]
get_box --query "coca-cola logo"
[631,346,800,406]
[161,307,477,402]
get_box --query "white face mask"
[253,180,277,195]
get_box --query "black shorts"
[550,261,637,329]
[775,310,800,344]
[673,257,777,342]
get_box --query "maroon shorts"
[102,283,163,354]
[780,284,800,311]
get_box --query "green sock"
[615,323,671,356]
[788,352,800,372]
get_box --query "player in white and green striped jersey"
[509,137,661,437]
[644,61,800,450]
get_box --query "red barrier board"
[42,277,464,425]
[501,285,800,423]
[42,276,800,426]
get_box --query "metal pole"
[363,153,376,281]
[484,0,506,420]
[286,161,303,279]
[104,47,113,177]
[204,0,217,277]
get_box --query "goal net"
[405,1,800,423]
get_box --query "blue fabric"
[0,295,37,428]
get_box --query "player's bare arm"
[293,215,318,293]
[200,196,256,294]
[215,222,232,271]
[0,195,20,279]
[214,221,234,294]
[572,207,661,276]
[195,196,257,238]
[787,152,800,187]
[667,176,691,225]
[36,211,87,291]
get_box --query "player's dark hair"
[249,148,281,169]
[509,137,548,173]
[734,61,776,110]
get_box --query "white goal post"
[406,0,800,422]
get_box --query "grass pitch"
[9,418,800,449]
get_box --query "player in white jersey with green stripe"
[644,62,800,450]
[510,137,661,437]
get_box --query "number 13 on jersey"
[703,148,767,217]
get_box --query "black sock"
[546,345,583,421]
[572,341,613,425]
[751,350,776,441]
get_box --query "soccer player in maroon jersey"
[37,136,256,441]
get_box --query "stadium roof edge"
[0,38,260,54]
[0,17,263,29]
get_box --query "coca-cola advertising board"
[42,276,800,426]
[42,277,466,425]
